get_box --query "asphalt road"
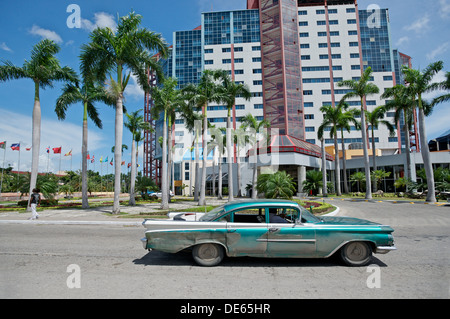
[0,199,449,299]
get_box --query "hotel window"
[252,46,261,51]
[351,65,361,70]
[316,9,325,14]
[304,102,313,108]
[253,69,262,74]
[204,60,213,65]
[383,76,393,81]
[234,58,243,63]
[222,47,231,53]
[303,90,313,95]
[317,21,326,26]
[348,30,358,35]
[304,114,315,120]
[300,43,310,49]
[253,80,263,85]
[299,32,309,38]
[234,47,243,52]
[347,19,357,24]
[349,42,359,47]
[204,49,213,54]
[350,53,360,58]
[301,55,311,60]
[305,127,315,132]
[328,9,337,14]
[235,69,244,74]
[306,139,316,144]
[222,59,231,64]
[252,57,261,62]
[254,104,263,109]
[319,54,328,59]
[346,8,356,13]
[331,54,341,59]
[299,21,308,26]
[298,10,307,15]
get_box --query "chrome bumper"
[375,246,397,254]
[141,237,148,249]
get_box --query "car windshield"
[300,207,321,223]
[199,205,226,221]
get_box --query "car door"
[266,207,316,257]
[225,208,268,257]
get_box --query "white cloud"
[124,73,145,100]
[0,42,12,52]
[426,42,450,60]
[0,108,104,173]
[81,12,117,32]
[403,15,430,34]
[439,0,450,18]
[395,36,410,47]
[29,25,63,43]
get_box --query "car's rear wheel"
[192,243,224,267]
[340,241,372,266]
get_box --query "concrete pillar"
[297,165,306,197]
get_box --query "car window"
[199,206,226,221]
[232,208,265,223]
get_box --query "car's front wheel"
[192,243,224,267]
[340,241,372,266]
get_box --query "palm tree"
[302,170,323,196]
[263,171,296,199]
[234,124,250,197]
[151,77,182,210]
[80,11,167,214]
[318,101,353,196]
[338,67,380,199]
[183,70,226,206]
[336,104,360,194]
[362,106,396,183]
[241,113,270,199]
[55,80,113,208]
[0,39,78,208]
[382,85,417,186]
[125,109,152,206]
[431,71,450,106]
[402,61,444,203]
[214,70,252,200]
[209,126,226,199]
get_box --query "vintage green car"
[141,199,396,266]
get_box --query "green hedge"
[17,199,59,207]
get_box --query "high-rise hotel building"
[144,0,413,192]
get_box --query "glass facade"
[203,10,260,46]
[358,8,394,72]
[173,30,202,88]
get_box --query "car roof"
[222,199,300,212]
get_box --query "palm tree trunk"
[371,127,377,192]
[218,149,223,199]
[168,119,173,202]
[226,115,234,201]
[194,130,200,202]
[113,93,124,214]
[212,148,216,196]
[321,138,328,196]
[28,81,41,211]
[161,110,169,209]
[81,102,89,209]
[333,133,341,196]
[340,129,349,194]
[251,140,257,199]
[199,106,208,206]
[403,109,413,185]
[360,100,372,199]
[236,144,241,197]
[129,137,136,206]
[417,99,436,202]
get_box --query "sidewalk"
[0,197,229,225]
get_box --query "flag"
[99,156,103,163]
[64,150,72,156]
[127,163,131,168]
[11,143,20,151]
[0,141,6,149]
[103,156,108,163]
[26,146,32,151]
[91,155,95,163]
[46,147,50,153]
[121,161,125,166]
[53,147,61,154]
[110,158,113,166]
[87,154,90,160]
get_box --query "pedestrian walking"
[29,188,41,220]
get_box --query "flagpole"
[0,142,6,198]
[47,146,50,174]
[17,144,21,191]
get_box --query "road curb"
[0,220,143,226]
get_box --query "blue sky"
[0,0,449,175]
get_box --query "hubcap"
[346,242,368,261]
[198,244,218,260]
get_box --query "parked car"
[141,199,396,266]
[147,190,174,199]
